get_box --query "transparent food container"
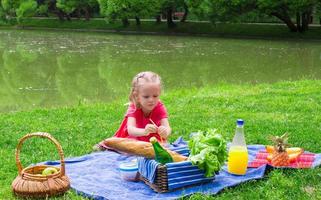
[119,159,139,181]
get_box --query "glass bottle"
[150,137,173,164]
[227,119,248,175]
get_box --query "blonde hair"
[129,71,162,108]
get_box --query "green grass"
[2,17,321,40]
[1,79,321,199]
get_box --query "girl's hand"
[144,124,157,136]
[157,125,168,139]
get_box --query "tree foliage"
[185,0,210,20]
[190,0,320,32]
[56,0,98,20]
[1,0,321,32]
[1,0,19,20]
[56,0,76,14]
[0,3,4,21]
[15,0,37,22]
[98,0,162,26]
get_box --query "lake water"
[0,29,320,112]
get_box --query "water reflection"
[0,30,320,112]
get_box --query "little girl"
[94,71,171,150]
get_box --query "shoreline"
[1,18,321,41]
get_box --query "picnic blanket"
[248,149,318,168]
[42,138,321,200]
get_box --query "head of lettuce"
[188,129,227,177]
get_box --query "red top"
[113,101,168,142]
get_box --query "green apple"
[42,167,58,176]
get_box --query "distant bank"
[1,18,321,40]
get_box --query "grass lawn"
[2,18,321,40]
[1,79,321,199]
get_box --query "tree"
[15,0,37,22]
[37,3,49,16]
[77,0,98,20]
[98,0,131,26]
[185,0,211,21]
[56,0,98,20]
[0,3,5,21]
[98,0,161,26]
[290,0,316,31]
[36,0,67,21]
[317,1,321,24]
[256,0,316,32]
[180,1,188,22]
[56,0,76,20]
[160,0,185,28]
[188,0,318,32]
[1,0,20,21]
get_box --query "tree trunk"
[303,10,312,31]
[57,10,65,21]
[309,15,313,24]
[271,12,297,32]
[135,16,141,26]
[66,14,71,21]
[301,12,308,32]
[122,18,129,27]
[156,15,161,24]
[166,8,176,28]
[300,7,312,32]
[296,12,302,32]
[84,8,90,21]
[181,3,188,22]
[77,9,81,19]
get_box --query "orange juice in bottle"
[228,146,248,175]
[227,119,248,175]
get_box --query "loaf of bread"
[102,137,187,162]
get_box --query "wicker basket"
[139,163,214,193]
[138,148,216,194]
[139,165,168,193]
[12,132,70,198]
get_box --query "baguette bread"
[102,137,187,162]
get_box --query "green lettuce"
[188,129,227,177]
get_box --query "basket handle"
[15,132,66,176]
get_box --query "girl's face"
[137,82,161,113]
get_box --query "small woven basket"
[139,164,214,193]
[139,165,168,193]
[12,132,70,198]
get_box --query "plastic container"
[119,159,139,181]
[227,119,248,175]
